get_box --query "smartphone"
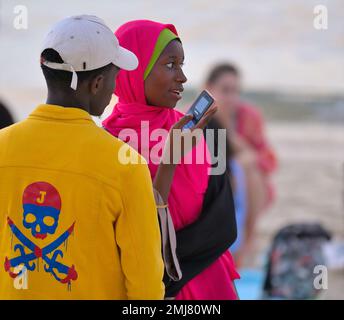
[183,90,215,130]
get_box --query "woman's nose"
[176,68,187,83]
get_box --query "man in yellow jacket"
[0,15,165,299]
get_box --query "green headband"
[144,28,179,80]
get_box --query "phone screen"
[183,91,214,130]
[194,96,210,120]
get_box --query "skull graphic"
[22,182,61,239]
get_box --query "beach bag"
[262,223,331,299]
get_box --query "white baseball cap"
[41,15,138,90]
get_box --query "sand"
[254,122,344,299]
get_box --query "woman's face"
[207,72,241,115]
[144,39,187,108]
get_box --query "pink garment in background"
[235,102,278,206]
[103,20,239,300]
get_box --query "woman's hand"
[153,105,217,203]
[162,105,217,164]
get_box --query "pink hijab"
[104,20,239,300]
[103,20,210,230]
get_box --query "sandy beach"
[255,123,344,299]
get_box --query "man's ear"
[90,75,104,95]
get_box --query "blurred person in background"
[0,100,14,129]
[205,63,277,267]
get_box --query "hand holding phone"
[183,90,216,130]
[161,91,217,165]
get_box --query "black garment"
[0,102,14,129]
[164,123,237,297]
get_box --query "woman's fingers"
[172,114,193,130]
[172,103,217,132]
[194,105,218,130]
[165,105,217,159]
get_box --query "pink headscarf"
[103,20,210,230]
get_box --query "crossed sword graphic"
[4,217,78,284]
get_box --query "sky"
[0,0,343,119]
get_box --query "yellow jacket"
[0,104,165,299]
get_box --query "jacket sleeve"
[115,157,165,300]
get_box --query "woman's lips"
[170,89,183,100]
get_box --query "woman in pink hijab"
[103,20,239,300]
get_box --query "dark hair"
[0,101,14,129]
[206,63,240,86]
[40,49,114,89]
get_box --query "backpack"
[262,223,331,299]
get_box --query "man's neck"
[46,92,90,114]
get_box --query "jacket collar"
[29,104,95,123]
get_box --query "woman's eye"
[166,62,184,69]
